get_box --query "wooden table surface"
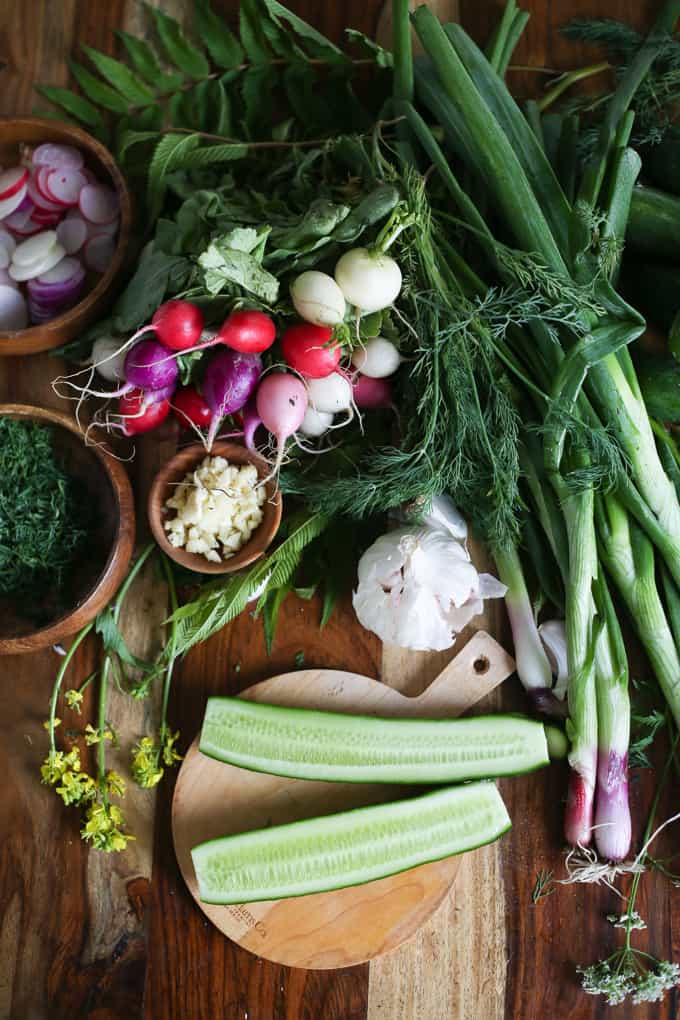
[1,2,677,1019]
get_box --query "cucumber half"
[199,697,549,783]
[191,782,510,904]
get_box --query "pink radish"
[202,349,263,450]
[79,184,118,225]
[0,183,28,220]
[36,167,62,204]
[46,168,87,206]
[32,143,84,170]
[0,167,29,202]
[0,285,28,330]
[256,373,309,477]
[57,217,87,254]
[83,234,115,273]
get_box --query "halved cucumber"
[199,697,549,783]
[192,782,510,903]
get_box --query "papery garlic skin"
[353,525,506,651]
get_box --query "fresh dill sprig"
[531,869,555,903]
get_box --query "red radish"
[173,386,212,429]
[57,217,87,254]
[202,349,263,450]
[0,285,28,330]
[281,323,341,378]
[255,373,309,477]
[352,373,394,409]
[151,300,204,351]
[83,234,115,273]
[0,167,28,202]
[117,388,170,436]
[0,184,28,220]
[37,167,64,204]
[216,309,276,354]
[33,143,84,170]
[27,172,63,213]
[79,184,118,225]
[46,168,87,206]
[30,212,61,228]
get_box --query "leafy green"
[198,230,279,302]
[195,0,244,68]
[149,7,210,79]
[113,250,191,333]
[0,419,90,618]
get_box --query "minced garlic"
[164,456,266,563]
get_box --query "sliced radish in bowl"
[0,229,16,256]
[0,285,28,330]
[46,168,87,206]
[12,230,59,267]
[56,216,87,254]
[27,172,63,213]
[0,183,28,220]
[0,268,18,289]
[10,241,66,282]
[84,234,115,273]
[79,184,119,225]
[0,167,29,202]
[0,248,9,270]
[32,143,84,171]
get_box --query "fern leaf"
[149,7,210,79]
[81,44,155,105]
[35,85,103,128]
[168,142,249,169]
[262,0,347,63]
[194,0,244,68]
[242,65,277,137]
[239,0,272,63]
[147,132,201,215]
[68,60,129,113]
[115,29,183,91]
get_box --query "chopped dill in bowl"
[0,417,91,621]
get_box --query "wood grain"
[0,1,679,1020]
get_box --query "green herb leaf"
[199,233,279,302]
[147,132,202,217]
[35,85,103,128]
[115,29,182,91]
[345,28,393,68]
[239,0,272,63]
[69,60,129,113]
[212,79,233,135]
[113,250,190,331]
[117,129,160,162]
[242,65,276,137]
[195,0,244,68]
[81,44,155,105]
[262,0,346,63]
[149,7,210,79]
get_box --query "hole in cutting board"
[473,656,490,675]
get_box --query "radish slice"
[35,255,84,287]
[0,229,16,255]
[83,234,115,273]
[31,213,61,227]
[0,268,18,289]
[0,167,29,202]
[0,247,9,270]
[0,184,28,219]
[46,168,87,206]
[27,172,63,213]
[0,285,28,330]
[56,217,87,254]
[15,193,33,214]
[12,230,59,267]
[79,184,118,225]
[10,242,65,282]
[32,143,84,171]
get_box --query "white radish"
[83,234,115,272]
[0,285,28,330]
[299,406,333,437]
[12,230,59,267]
[56,216,87,254]
[32,143,84,170]
[334,247,402,314]
[306,372,353,413]
[10,241,66,282]
[79,184,119,225]
[0,183,28,220]
[90,336,129,382]
[290,270,345,327]
[351,337,402,378]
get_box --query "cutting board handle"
[413,631,515,718]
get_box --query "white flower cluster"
[580,954,680,1006]
[164,456,265,563]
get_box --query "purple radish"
[352,374,394,409]
[255,373,309,479]
[241,397,263,452]
[124,338,178,392]
[202,349,263,450]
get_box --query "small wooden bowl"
[0,404,135,655]
[0,117,131,356]
[148,442,282,575]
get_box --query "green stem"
[537,62,610,113]
[49,624,94,753]
[159,555,179,746]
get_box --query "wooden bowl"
[0,404,135,655]
[148,442,282,575]
[0,117,131,356]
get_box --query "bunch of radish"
[0,143,119,331]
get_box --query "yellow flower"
[56,770,96,806]
[41,747,81,785]
[162,730,183,767]
[105,770,126,798]
[81,800,135,853]
[84,724,114,746]
[43,718,61,731]
[65,689,84,713]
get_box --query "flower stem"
[159,555,179,746]
[48,624,94,752]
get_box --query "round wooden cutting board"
[172,631,514,969]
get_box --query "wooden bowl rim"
[0,403,135,654]
[0,117,132,356]
[148,441,283,575]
